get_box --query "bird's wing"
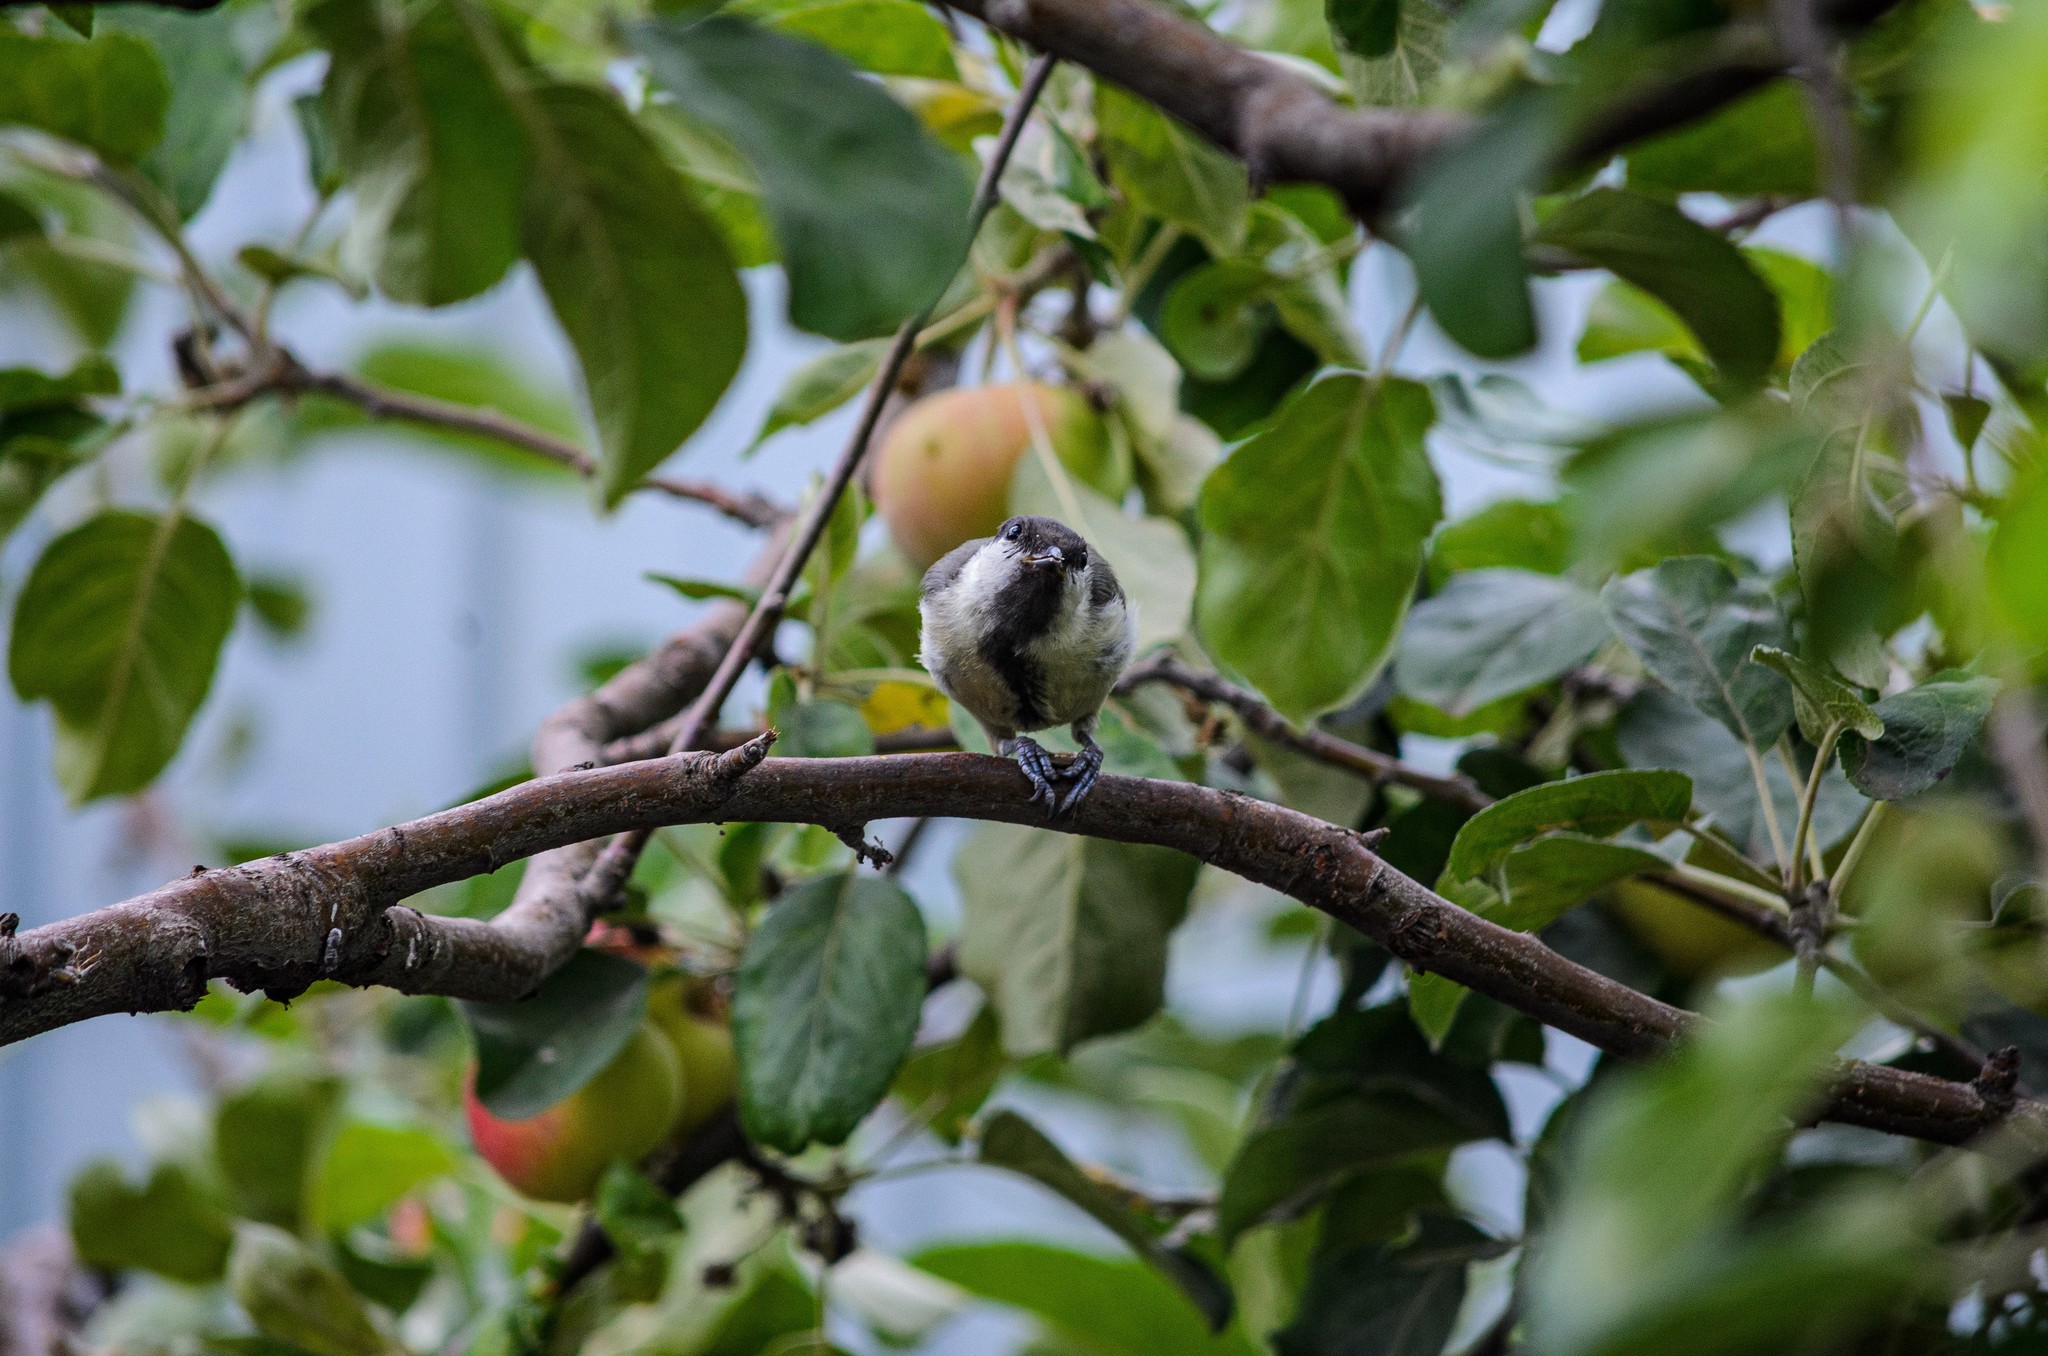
[1088,552,1125,610]
[921,538,987,598]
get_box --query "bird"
[918,515,1134,816]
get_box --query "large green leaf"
[917,1242,1261,1356]
[1536,189,1780,386]
[1425,498,1572,586]
[728,0,957,77]
[214,1068,344,1229]
[1440,769,1692,886]
[309,1121,455,1234]
[957,824,1198,1056]
[1624,79,1817,198]
[70,1157,235,1283]
[1097,85,1249,256]
[1196,373,1441,718]
[460,948,649,1118]
[228,1224,389,1356]
[1277,1215,1499,1356]
[304,0,528,305]
[731,871,928,1151]
[1839,672,1998,802]
[979,1110,1234,1331]
[520,83,747,504]
[102,5,252,218]
[631,15,973,340]
[1602,557,1794,749]
[0,28,168,163]
[1395,567,1611,716]
[8,509,241,803]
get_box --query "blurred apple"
[872,382,1113,568]
[465,1022,681,1203]
[648,974,738,1137]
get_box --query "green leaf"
[460,948,650,1118]
[730,0,958,76]
[1441,769,1692,885]
[214,1069,344,1229]
[632,15,973,341]
[304,0,528,305]
[245,572,312,640]
[1425,498,1571,587]
[8,509,241,803]
[1328,0,1400,57]
[979,1110,1234,1332]
[0,28,168,162]
[309,1121,455,1234]
[1748,645,1883,743]
[1160,259,1273,382]
[1405,971,1468,1049]
[1623,79,1817,198]
[1602,556,1795,748]
[521,83,747,505]
[0,408,98,546]
[1218,1092,1484,1241]
[594,1160,685,1250]
[1839,672,1998,801]
[957,824,1198,1056]
[1278,1215,1499,1356]
[1535,189,1780,386]
[70,1157,235,1283]
[1197,373,1442,718]
[1394,568,1611,716]
[0,189,43,246]
[335,1233,434,1315]
[0,354,119,411]
[228,1223,390,1356]
[646,573,760,605]
[916,1242,1261,1356]
[751,338,889,448]
[891,1003,1005,1145]
[1402,98,1551,358]
[102,6,251,219]
[1097,85,1249,256]
[1945,392,1992,451]
[296,342,584,476]
[731,871,928,1151]
[777,698,876,758]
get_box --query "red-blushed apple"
[872,382,1113,568]
[465,1022,681,1203]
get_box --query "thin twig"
[568,52,1063,912]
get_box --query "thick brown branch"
[0,749,2034,1147]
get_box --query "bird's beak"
[1023,546,1065,570]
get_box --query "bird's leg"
[999,734,1061,815]
[1055,719,1104,816]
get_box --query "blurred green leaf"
[1097,85,1249,256]
[776,698,876,757]
[335,1231,434,1314]
[1623,80,1817,197]
[1944,392,1991,451]
[1341,0,1449,106]
[0,354,118,410]
[0,189,42,245]
[303,0,528,305]
[1426,498,1572,587]
[647,573,759,605]
[228,1223,389,1356]
[1403,97,1550,358]
[1602,557,1795,749]
[1748,645,1883,743]
[632,15,973,340]
[8,509,241,803]
[1536,189,1780,386]
[245,572,311,640]
[979,1110,1234,1331]
[729,0,958,77]
[521,83,747,505]
[594,1160,684,1250]
[1441,769,1691,885]
[1839,671,1997,801]
[1161,259,1272,382]
[958,825,1197,1056]
[214,1069,344,1229]
[1197,373,1441,719]
[732,871,928,1151]
[1395,568,1611,716]
[70,1157,234,1283]
[461,948,650,1118]
[295,342,583,476]
[310,1121,455,1234]
[102,5,251,218]
[0,28,167,162]
[1277,1214,1501,1356]
[891,1003,1005,1145]
[1219,1093,1479,1241]
[1328,0,1400,57]
[751,338,888,448]
[918,1241,1260,1356]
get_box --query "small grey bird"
[918,515,1134,815]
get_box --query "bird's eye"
[1003,523,1022,541]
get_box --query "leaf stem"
[1788,723,1843,889]
[1830,799,1888,897]
[1669,862,1794,917]
[1745,741,1793,884]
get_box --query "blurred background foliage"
[3,0,2048,1351]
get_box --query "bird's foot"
[1007,737,1062,816]
[1054,743,1103,817]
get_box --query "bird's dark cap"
[996,515,1089,572]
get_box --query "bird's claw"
[1054,746,1103,817]
[1011,737,1062,815]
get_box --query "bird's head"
[993,514,1089,578]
